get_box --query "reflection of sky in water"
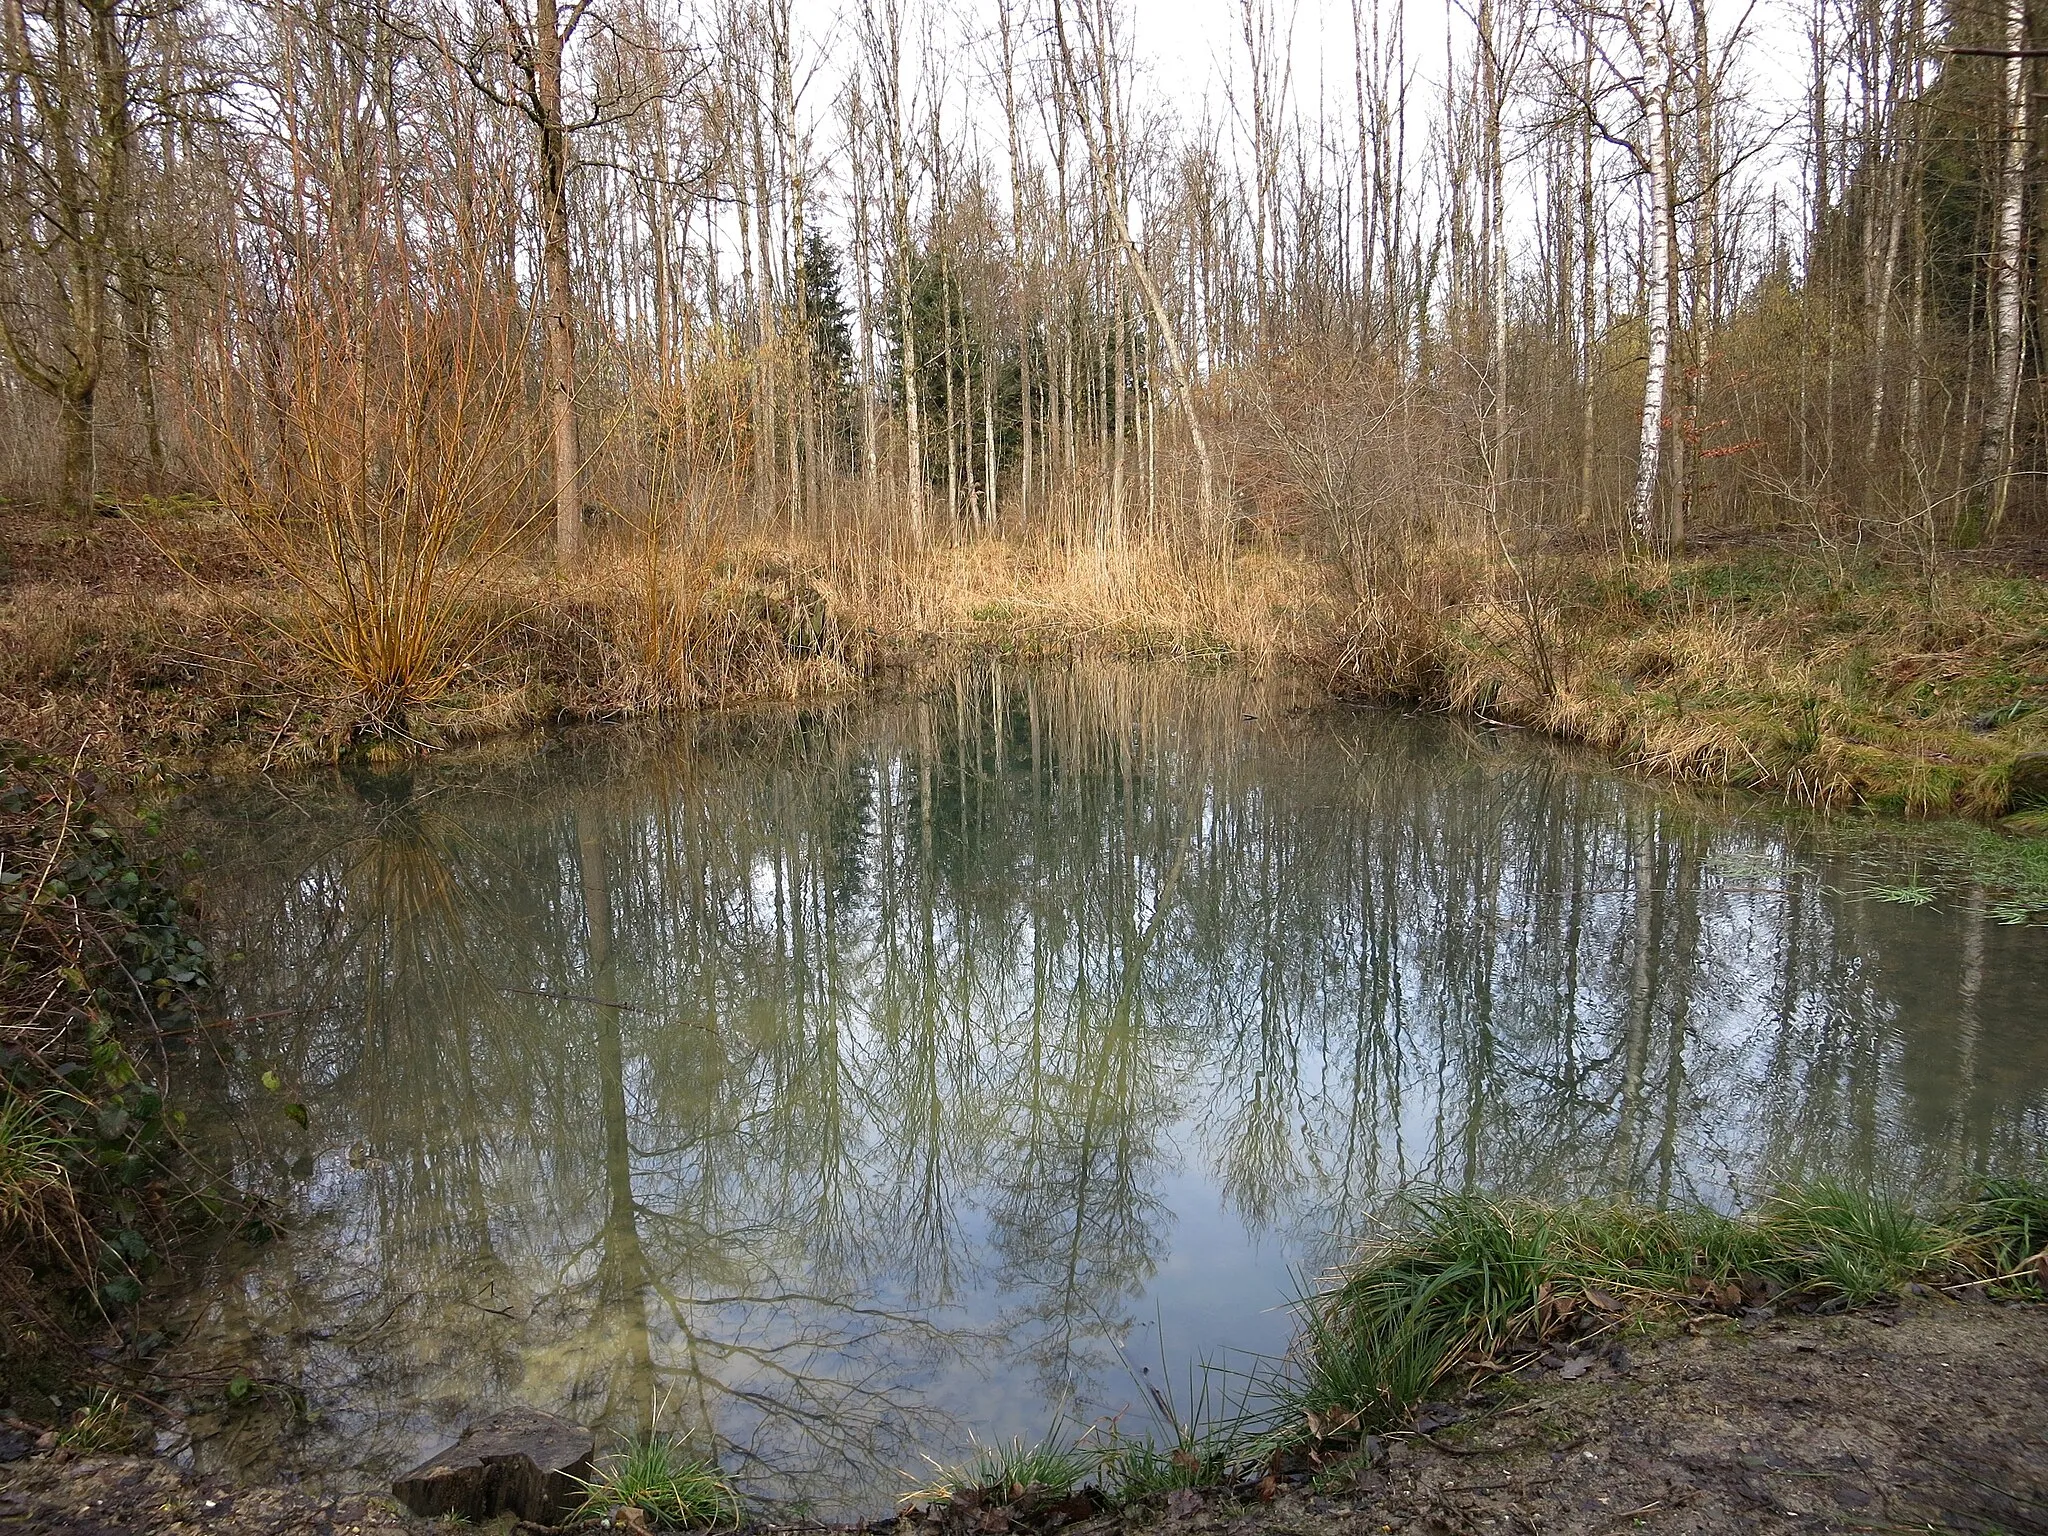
[164,667,2048,1514]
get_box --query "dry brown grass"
[858,536,1334,658]
[0,504,1342,770]
[1320,542,2048,819]
[3,494,2041,828]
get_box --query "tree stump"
[391,1407,596,1524]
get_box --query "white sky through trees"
[778,0,1813,303]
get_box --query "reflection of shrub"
[574,1433,742,1530]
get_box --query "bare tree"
[0,0,142,516]
[460,0,605,562]
[1627,0,1675,549]
[1970,0,2030,538]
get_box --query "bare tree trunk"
[1630,0,1674,550]
[1970,0,2029,539]
[1479,0,1508,521]
[1576,11,1599,527]
[1863,0,1922,471]
[1050,0,1218,535]
[533,0,584,563]
[747,65,779,525]
[997,0,1033,527]
[848,84,881,516]
[865,0,924,542]
[0,0,118,519]
[57,386,96,512]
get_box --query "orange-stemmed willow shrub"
[194,222,541,738]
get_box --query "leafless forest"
[1,0,2041,587]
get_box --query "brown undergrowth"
[2,501,2044,828]
[0,502,1331,773]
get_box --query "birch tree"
[1628,0,1675,549]
[1969,0,2031,538]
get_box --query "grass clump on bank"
[902,1179,2048,1528]
[907,1407,1240,1513]
[1280,1180,2048,1451]
[572,1433,743,1530]
[907,1429,1100,1508]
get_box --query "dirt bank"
[4,1300,2045,1534]
[0,1448,433,1534]
[1095,1298,2048,1536]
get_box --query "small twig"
[498,986,651,1014]
[7,739,93,962]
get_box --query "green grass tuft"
[1951,1175,2048,1285]
[905,1422,1098,1507]
[1753,1182,1959,1303]
[573,1432,742,1530]
[0,1095,73,1229]
[1095,1436,1221,1501]
[55,1389,140,1453]
[1280,1176,2048,1452]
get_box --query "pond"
[162,664,2048,1513]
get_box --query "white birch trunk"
[1972,0,2028,536]
[1630,0,1674,549]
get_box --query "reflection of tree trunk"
[1559,813,1586,1099]
[1460,848,1497,1194]
[1945,884,1986,1175]
[578,811,656,1438]
[1614,822,1661,1181]
[1652,839,1697,1207]
[1754,847,1810,1187]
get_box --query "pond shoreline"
[2,505,2044,832]
[4,542,2046,1524]
[4,1296,2045,1533]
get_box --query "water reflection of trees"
[179,666,2048,1497]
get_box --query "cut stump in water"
[391,1406,595,1524]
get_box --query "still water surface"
[168,666,2048,1509]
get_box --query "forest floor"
[2,1297,2044,1534]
